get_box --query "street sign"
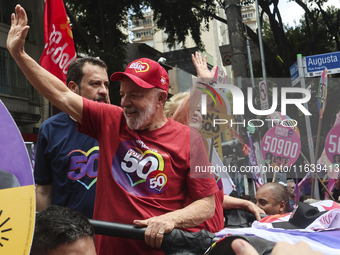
[223,55,232,66]
[304,51,340,77]
[259,80,269,110]
[219,43,260,67]
[290,61,299,86]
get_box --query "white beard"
[124,93,157,130]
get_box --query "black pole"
[89,219,145,240]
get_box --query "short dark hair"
[66,57,107,86]
[262,182,289,212]
[287,179,295,185]
[30,205,95,255]
[333,154,340,162]
[240,194,254,203]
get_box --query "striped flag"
[215,227,340,255]
[215,201,340,255]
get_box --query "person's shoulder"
[168,118,189,128]
[167,119,203,138]
[167,118,192,134]
[189,126,203,140]
[40,112,69,127]
[84,99,123,114]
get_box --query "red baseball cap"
[110,58,169,92]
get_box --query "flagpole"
[209,138,215,163]
[300,151,335,200]
[312,68,328,197]
[272,171,277,182]
[297,55,317,197]
[257,116,266,184]
[312,119,323,196]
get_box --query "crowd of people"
[264,153,291,168]
[5,4,338,255]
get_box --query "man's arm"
[223,195,265,220]
[6,5,83,123]
[35,184,52,212]
[134,193,215,249]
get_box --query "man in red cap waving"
[7,5,218,255]
[110,58,170,131]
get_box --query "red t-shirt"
[186,176,224,233]
[78,98,218,255]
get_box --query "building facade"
[0,0,46,141]
[131,8,228,69]
[130,3,268,81]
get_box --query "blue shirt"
[34,112,99,218]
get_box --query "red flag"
[39,0,76,84]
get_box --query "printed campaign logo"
[67,147,99,190]
[129,61,150,73]
[146,170,168,194]
[0,100,35,254]
[112,140,169,197]
[59,20,73,38]
[160,76,166,86]
[0,210,11,247]
[198,83,223,110]
[197,83,231,139]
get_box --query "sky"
[278,0,339,27]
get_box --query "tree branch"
[192,3,228,25]
[65,5,99,50]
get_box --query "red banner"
[39,0,76,84]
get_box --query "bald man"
[255,182,289,215]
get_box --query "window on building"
[134,29,152,38]
[132,17,152,27]
[242,12,254,20]
[0,0,11,25]
[0,48,8,94]
[163,41,182,52]
[132,20,139,26]
[0,3,36,43]
[142,18,152,26]
[0,47,40,105]
[26,11,36,43]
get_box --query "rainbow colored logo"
[198,83,223,106]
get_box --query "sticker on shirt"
[67,147,99,190]
[146,170,168,194]
[112,140,169,197]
